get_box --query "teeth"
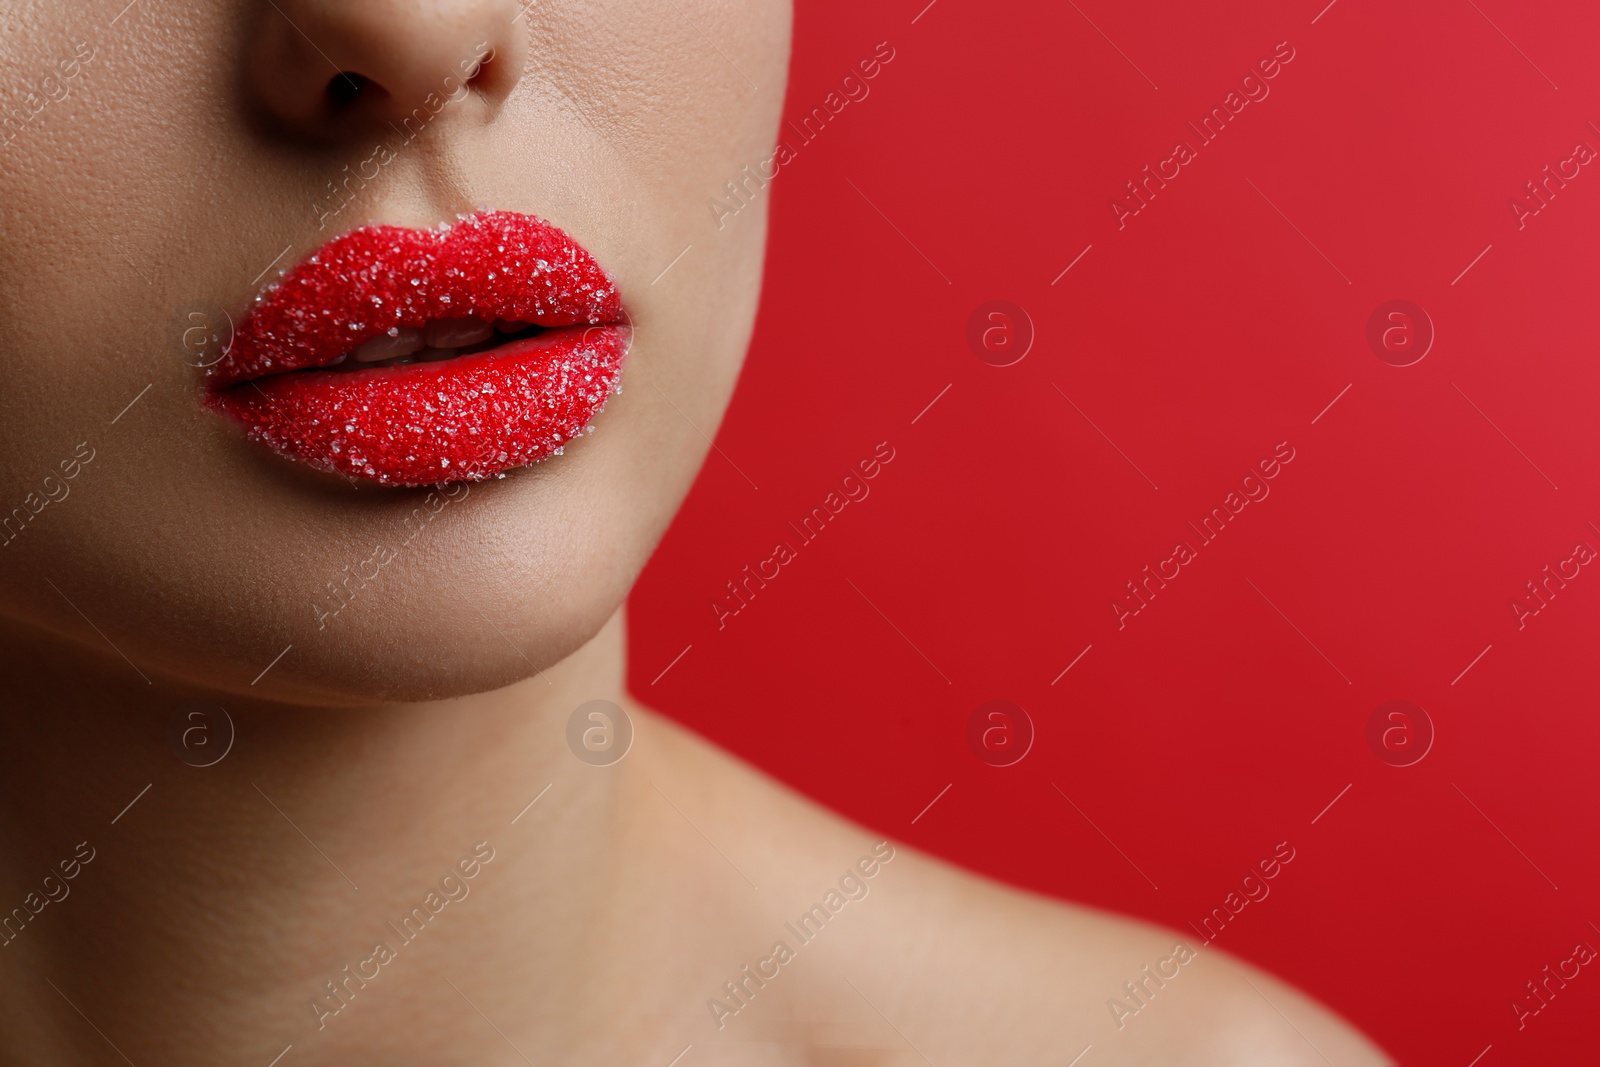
[338,319,498,370]
[424,316,494,349]
[353,326,424,362]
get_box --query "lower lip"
[208,324,630,486]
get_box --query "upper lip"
[205,210,623,390]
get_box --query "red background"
[629,0,1600,1061]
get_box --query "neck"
[0,607,633,1063]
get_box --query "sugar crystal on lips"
[205,211,628,486]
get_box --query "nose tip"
[246,0,527,139]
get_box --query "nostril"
[324,72,381,112]
[467,54,493,91]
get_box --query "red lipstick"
[205,210,628,486]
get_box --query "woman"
[0,0,1388,1062]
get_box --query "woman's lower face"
[0,0,792,704]
[0,5,1403,1063]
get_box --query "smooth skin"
[0,1,1390,1063]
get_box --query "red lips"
[205,210,629,486]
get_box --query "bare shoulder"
[630,709,1391,1065]
[827,843,1393,1066]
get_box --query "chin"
[149,567,628,708]
[220,479,650,706]
[239,612,615,707]
[8,442,654,709]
